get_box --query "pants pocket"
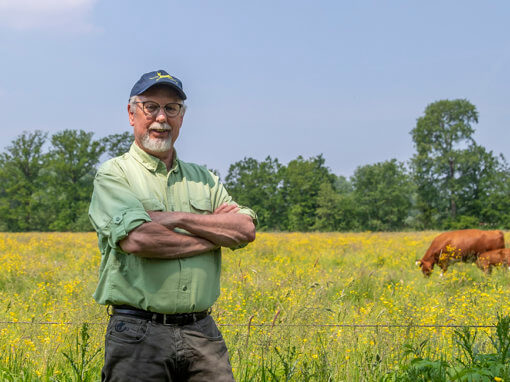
[106,315,150,344]
[183,315,223,341]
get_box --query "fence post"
[271,309,281,328]
[245,315,255,347]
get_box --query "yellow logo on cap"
[150,72,175,82]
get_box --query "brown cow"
[417,229,505,276]
[476,248,510,275]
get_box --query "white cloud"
[0,0,99,31]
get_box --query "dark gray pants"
[102,314,235,382]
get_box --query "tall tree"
[469,152,510,228]
[225,156,284,230]
[314,177,359,231]
[454,145,501,220]
[44,130,105,231]
[351,159,413,231]
[281,154,336,231]
[0,131,48,231]
[410,99,479,227]
[101,131,134,159]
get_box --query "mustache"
[148,122,172,131]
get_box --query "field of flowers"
[0,231,509,381]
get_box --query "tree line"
[1,99,508,232]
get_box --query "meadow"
[0,231,509,381]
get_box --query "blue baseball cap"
[130,70,187,100]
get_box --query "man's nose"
[155,107,167,122]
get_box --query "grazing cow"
[417,229,505,276]
[476,248,510,275]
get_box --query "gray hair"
[129,95,186,116]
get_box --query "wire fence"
[0,321,498,328]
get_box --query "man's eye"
[144,103,158,113]
[165,104,180,113]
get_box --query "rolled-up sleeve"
[89,167,151,252]
[208,171,257,250]
[209,171,258,225]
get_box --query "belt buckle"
[161,312,201,326]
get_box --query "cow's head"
[417,259,433,277]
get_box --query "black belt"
[112,305,209,326]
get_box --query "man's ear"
[128,104,135,126]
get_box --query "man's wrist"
[148,211,183,230]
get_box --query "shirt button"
[113,216,122,224]
[182,285,187,291]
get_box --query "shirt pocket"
[140,198,165,211]
[189,197,212,214]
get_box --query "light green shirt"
[89,143,256,313]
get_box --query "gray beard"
[140,122,172,153]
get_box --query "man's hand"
[213,203,240,215]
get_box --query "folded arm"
[119,222,219,259]
[149,203,256,248]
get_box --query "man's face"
[128,86,184,157]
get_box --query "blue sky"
[0,1,508,179]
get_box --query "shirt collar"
[129,142,179,173]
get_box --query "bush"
[381,314,510,381]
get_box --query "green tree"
[281,155,336,231]
[225,156,285,230]
[452,144,507,226]
[101,131,134,159]
[351,159,413,231]
[410,99,479,227]
[0,131,48,231]
[44,130,105,231]
[476,155,510,228]
[314,177,359,231]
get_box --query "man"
[89,70,256,382]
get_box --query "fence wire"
[0,321,498,328]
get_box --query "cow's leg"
[481,263,491,275]
[476,259,487,274]
[439,263,448,277]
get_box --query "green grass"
[1,232,510,381]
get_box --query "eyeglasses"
[135,101,184,118]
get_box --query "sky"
[0,1,508,179]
